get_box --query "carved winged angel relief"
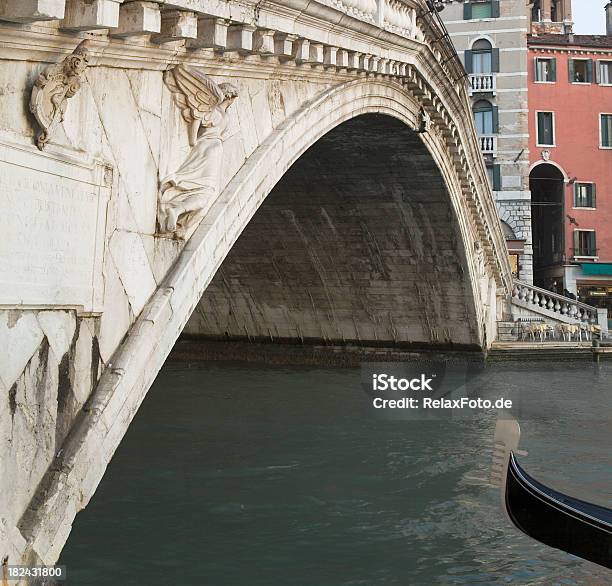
[158,64,239,238]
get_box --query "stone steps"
[496,321,519,342]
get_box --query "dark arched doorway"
[530,163,565,289]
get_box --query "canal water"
[60,357,612,585]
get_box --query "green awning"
[580,263,612,276]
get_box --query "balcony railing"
[469,74,496,95]
[479,134,497,155]
[511,280,600,324]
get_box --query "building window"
[473,100,497,134]
[536,111,555,146]
[569,59,593,83]
[574,183,596,208]
[486,165,501,190]
[463,1,500,20]
[574,230,597,257]
[601,114,612,148]
[535,57,556,82]
[598,61,612,85]
[464,40,500,75]
[472,39,492,73]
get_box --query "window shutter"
[573,182,578,207]
[493,165,501,191]
[464,2,472,19]
[491,48,500,73]
[534,58,539,82]
[568,59,575,82]
[573,230,579,254]
[464,50,473,73]
[586,59,593,82]
[592,183,597,208]
[551,58,557,81]
[602,115,610,147]
[491,0,500,17]
[596,60,601,84]
[492,106,499,133]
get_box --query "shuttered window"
[535,58,556,82]
[574,183,596,208]
[601,114,612,148]
[568,59,593,83]
[574,231,597,257]
[536,112,555,146]
[464,1,500,20]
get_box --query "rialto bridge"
[0,0,517,571]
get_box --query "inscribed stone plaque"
[0,141,111,313]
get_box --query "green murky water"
[60,359,612,585]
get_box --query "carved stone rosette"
[29,40,90,150]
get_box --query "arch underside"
[185,115,480,349]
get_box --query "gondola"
[492,418,612,570]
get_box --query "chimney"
[607,1,612,36]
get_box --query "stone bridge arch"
[14,75,508,567]
[178,78,488,349]
[185,99,484,348]
[0,0,512,568]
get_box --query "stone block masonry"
[185,115,480,349]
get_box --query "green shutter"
[464,50,473,73]
[464,2,472,19]
[592,183,597,208]
[551,58,557,81]
[492,106,499,133]
[493,165,501,191]
[603,115,611,147]
[537,113,543,143]
[491,0,500,18]
[573,182,578,206]
[586,59,593,82]
[573,230,579,254]
[568,59,575,82]
[534,58,539,82]
[491,48,500,73]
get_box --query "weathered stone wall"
[0,49,332,564]
[185,115,480,348]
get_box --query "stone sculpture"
[159,64,239,238]
[417,107,431,133]
[30,40,90,150]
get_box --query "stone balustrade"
[479,134,497,154]
[0,0,445,75]
[469,73,496,94]
[511,280,600,324]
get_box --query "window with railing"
[465,40,499,94]
[473,100,497,134]
[574,230,597,257]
